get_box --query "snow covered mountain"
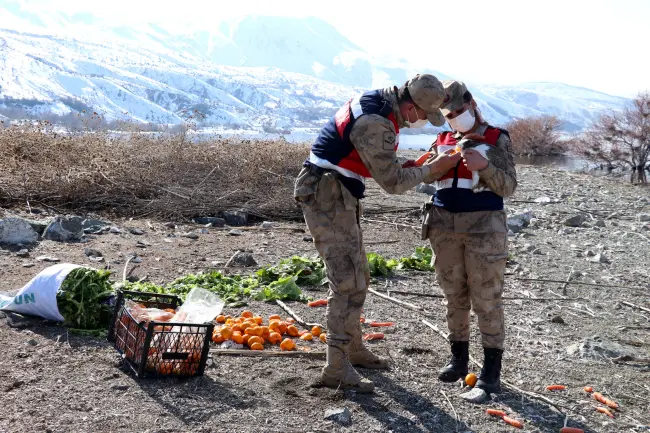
[0,3,629,131]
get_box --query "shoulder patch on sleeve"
[383,131,396,150]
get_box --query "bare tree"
[504,115,564,155]
[577,92,650,183]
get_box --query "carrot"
[593,392,618,409]
[596,407,614,418]
[486,409,506,417]
[369,321,395,327]
[546,385,567,391]
[307,299,328,307]
[502,416,524,429]
[583,386,593,393]
[359,317,366,323]
[415,152,432,166]
[560,428,585,433]
[363,333,384,341]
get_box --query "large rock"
[507,210,533,233]
[26,219,51,236]
[82,218,111,234]
[324,407,352,426]
[638,214,650,222]
[566,336,632,360]
[221,211,248,226]
[43,216,84,242]
[0,217,39,245]
[564,214,586,227]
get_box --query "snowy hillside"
[0,4,629,131]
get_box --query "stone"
[128,228,144,235]
[634,213,650,222]
[163,222,176,229]
[567,336,633,360]
[43,216,84,242]
[550,315,565,324]
[89,256,105,263]
[27,339,38,346]
[594,219,606,228]
[193,217,226,227]
[230,251,257,267]
[459,387,489,403]
[22,263,35,268]
[522,244,537,253]
[221,210,248,226]
[36,256,60,262]
[228,229,243,236]
[82,218,111,234]
[590,253,610,264]
[564,214,586,227]
[507,210,534,233]
[303,235,313,242]
[16,249,29,258]
[260,221,274,230]
[534,196,552,205]
[182,232,199,240]
[109,227,121,234]
[27,219,51,236]
[415,183,437,195]
[84,248,103,258]
[0,217,39,245]
[111,385,130,391]
[586,250,596,257]
[324,407,352,425]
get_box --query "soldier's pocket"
[323,254,361,294]
[315,172,343,213]
[294,166,321,206]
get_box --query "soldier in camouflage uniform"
[421,80,517,393]
[294,74,450,393]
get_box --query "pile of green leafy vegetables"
[56,267,115,330]
[367,246,435,277]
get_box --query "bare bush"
[505,115,565,155]
[576,92,650,184]
[0,122,310,220]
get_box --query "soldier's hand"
[424,149,462,173]
[463,149,489,171]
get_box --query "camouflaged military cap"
[440,80,471,115]
[406,74,446,126]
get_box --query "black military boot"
[438,341,469,382]
[475,347,503,393]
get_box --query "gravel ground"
[1,163,649,433]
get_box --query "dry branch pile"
[0,123,311,220]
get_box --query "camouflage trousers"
[426,227,507,349]
[294,165,370,351]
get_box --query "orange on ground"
[242,334,250,345]
[280,338,295,351]
[269,321,281,333]
[300,333,313,341]
[216,315,226,323]
[465,373,478,387]
[287,325,300,337]
[286,318,295,324]
[241,310,253,318]
[253,316,263,325]
[311,326,322,337]
[279,323,288,335]
[320,333,327,343]
[250,342,264,351]
[212,333,224,344]
[247,336,264,348]
[232,331,244,344]
[260,326,270,338]
[232,324,242,333]
[269,332,282,344]
[269,314,282,321]
[220,326,233,340]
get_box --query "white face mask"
[448,107,476,132]
[409,118,429,128]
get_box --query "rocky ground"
[1,162,649,433]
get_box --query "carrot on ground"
[596,407,615,418]
[593,392,618,409]
[583,386,593,393]
[363,333,384,341]
[546,385,567,391]
[486,409,506,417]
[560,428,585,433]
[502,416,523,429]
[307,299,327,307]
[359,317,366,323]
[369,322,395,327]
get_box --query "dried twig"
[210,349,325,359]
[360,217,419,231]
[561,267,573,296]
[368,288,423,311]
[122,256,134,282]
[224,251,240,268]
[440,390,460,429]
[275,300,323,329]
[621,301,650,314]
[512,277,647,291]
[611,355,650,364]
[382,289,590,302]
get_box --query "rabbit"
[455,134,510,193]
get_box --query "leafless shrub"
[505,115,565,155]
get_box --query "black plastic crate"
[107,290,214,379]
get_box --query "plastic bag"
[175,287,224,324]
[0,263,83,322]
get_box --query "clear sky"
[9,0,650,97]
